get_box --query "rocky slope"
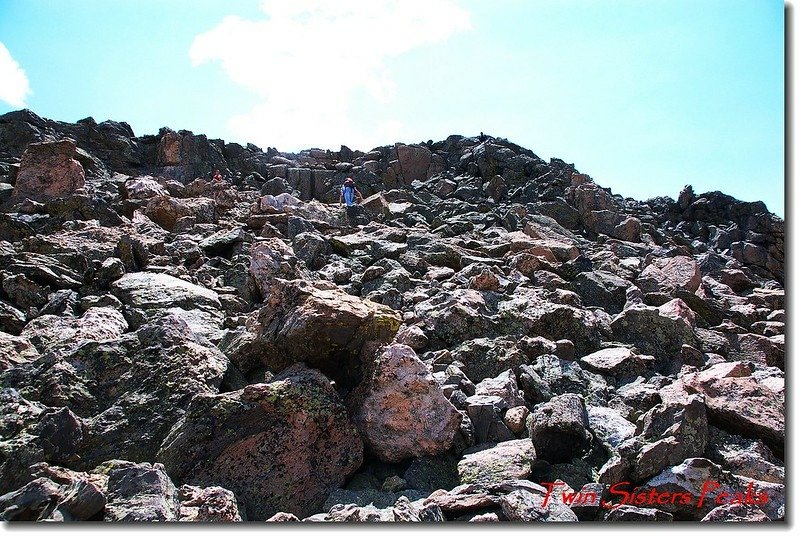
[0,109,785,522]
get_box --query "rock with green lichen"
[158,363,363,520]
[457,440,536,486]
[0,313,229,478]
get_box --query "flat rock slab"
[111,272,221,312]
[457,440,536,486]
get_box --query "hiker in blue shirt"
[339,177,363,207]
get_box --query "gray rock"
[103,461,179,522]
[473,369,525,409]
[111,272,221,312]
[500,488,577,522]
[178,484,242,522]
[587,405,636,451]
[528,394,591,463]
[604,505,673,521]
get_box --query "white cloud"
[190,0,471,150]
[0,42,31,108]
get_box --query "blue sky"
[0,0,785,215]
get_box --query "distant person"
[212,169,223,182]
[479,131,487,142]
[339,177,363,207]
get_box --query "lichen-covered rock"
[450,337,529,383]
[415,289,497,347]
[572,270,630,314]
[587,405,636,451]
[457,440,536,485]
[610,305,698,369]
[680,363,784,455]
[0,314,229,471]
[704,426,783,485]
[643,458,783,521]
[579,347,651,379]
[0,463,105,521]
[637,256,702,295]
[248,238,305,296]
[348,344,461,463]
[604,505,673,521]
[144,195,216,231]
[701,504,771,522]
[111,272,221,313]
[158,364,364,520]
[500,488,577,522]
[123,175,169,199]
[393,324,429,350]
[473,370,525,409]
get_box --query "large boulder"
[143,195,216,231]
[123,176,169,200]
[0,463,105,521]
[0,332,40,372]
[227,280,401,388]
[449,337,528,383]
[248,239,306,297]
[578,347,652,380]
[394,144,432,185]
[680,362,784,455]
[0,313,229,476]
[610,305,697,369]
[643,458,783,521]
[600,394,709,484]
[111,272,221,313]
[414,290,497,347]
[12,140,86,201]
[178,485,242,522]
[572,270,630,314]
[637,256,702,295]
[20,307,128,356]
[348,344,461,463]
[705,427,783,485]
[158,364,363,520]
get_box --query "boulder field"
[0,110,784,522]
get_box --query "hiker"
[339,177,363,207]
[212,169,223,182]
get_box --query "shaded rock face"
[0,112,785,523]
[610,305,697,369]
[12,140,86,201]
[348,344,461,463]
[158,364,364,520]
[528,394,591,463]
